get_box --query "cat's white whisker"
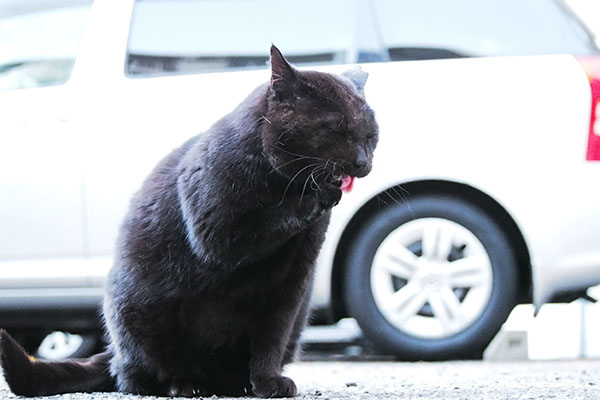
[268,153,314,174]
[278,162,322,206]
[309,169,322,191]
[271,145,326,161]
[277,128,293,141]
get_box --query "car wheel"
[35,331,100,360]
[343,194,519,360]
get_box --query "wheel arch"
[329,179,532,322]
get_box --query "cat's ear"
[342,67,369,93]
[270,45,297,99]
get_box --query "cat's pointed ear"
[270,45,297,99]
[342,67,369,93]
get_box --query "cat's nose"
[353,148,369,175]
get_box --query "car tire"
[343,194,519,360]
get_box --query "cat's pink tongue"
[340,176,356,193]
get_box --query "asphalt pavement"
[1,359,599,400]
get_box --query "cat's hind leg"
[112,360,165,395]
[111,349,211,397]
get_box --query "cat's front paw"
[317,183,342,210]
[252,376,297,398]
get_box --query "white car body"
[321,55,600,310]
[1,0,600,355]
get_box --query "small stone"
[345,382,358,387]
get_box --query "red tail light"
[577,56,600,161]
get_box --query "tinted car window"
[0,0,92,90]
[374,0,598,61]
[126,0,357,77]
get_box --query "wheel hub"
[416,262,443,289]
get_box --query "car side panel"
[312,55,600,310]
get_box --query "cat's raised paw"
[252,376,297,398]
[318,183,343,210]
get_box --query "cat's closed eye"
[320,115,346,137]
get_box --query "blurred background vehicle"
[1,0,599,360]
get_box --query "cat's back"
[113,135,206,274]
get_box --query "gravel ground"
[1,360,599,400]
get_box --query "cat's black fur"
[0,46,378,398]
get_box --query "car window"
[0,0,93,91]
[125,0,358,77]
[373,0,598,61]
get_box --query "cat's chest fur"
[171,222,324,337]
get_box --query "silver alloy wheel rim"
[370,218,493,339]
[37,331,84,360]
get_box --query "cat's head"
[262,45,379,192]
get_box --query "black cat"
[0,45,378,398]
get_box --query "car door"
[0,0,94,292]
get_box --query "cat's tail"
[0,329,116,396]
